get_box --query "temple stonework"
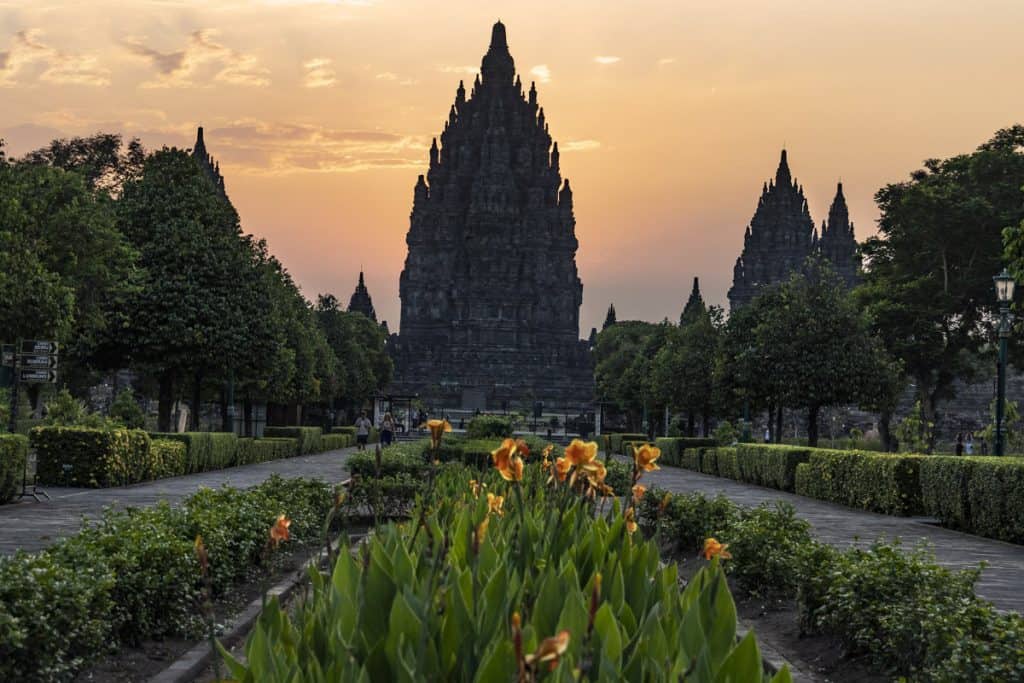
[389,21,593,411]
[347,271,377,322]
[728,150,860,309]
[192,126,227,198]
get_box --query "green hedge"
[466,414,512,439]
[149,439,186,479]
[0,476,337,681]
[680,447,704,471]
[921,456,1024,543]
[716,447,740,480]
[33,427,152,487]
[795,450,925,516]
[331,425,356,436]
[734,444,812,492]
[616,433,648,454]
[235,437,298,465]
[347,443,427,478]
[700,448,720,476]
[150,432,239,472]
[263,426,322,456]
[321,433,353,451]
[0,434,28,503]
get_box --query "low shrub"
[149,439,187,479]
[920,456,1024,544]
[0,433,28,503]
[331,425,356,436]
[605,459,631,495]
[700,447,719,476]
[466,414,513,438]
[716,447,740,480]
[795,450,925,516]
[680,447,703,471]
[321,433,352,451]
[32,426,152,487]
[734,444,812,492]
[343,473,424,519]
[150,432,238,473]
[655,437,681,465]
[108,389,145,429]
[263,426,323,455]
[616,432,648,454]
[347,443,427,478]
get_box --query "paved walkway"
[0,447,356,556]
[625,458,1024,614]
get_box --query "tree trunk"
[28,385,42,418]
[158,371,176,432]
[807,405,820,447]
[687,410,695,437]
[879,409,893,452]
[244,395,253,437]
[776,406,783,444]
[924,392,940,454]
[702,407,711,438]
[220,387,229,433]
[191,370,203,431]
[767,404,774,442]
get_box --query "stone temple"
[388,21,593,412]
[728,150,860,309]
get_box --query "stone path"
[0,447,356,556]
[626,458,1024,614]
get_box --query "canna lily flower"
[487,491,505,516]
[492,438,525,482]
[542,444,554,459]
[624,507,638,535]
[476,516,490,544]
[658,492,672,515]
[632,483,647,504]
[564,439,598,467]
[550,456,572,483]
[633,443,661,473]
[194,534,209,573]
[270,514,291,546]
[702,537,733,560]
[469,479,481,498]
[525,630,571,672]
[424,418,452,449]
[515,439,531,458]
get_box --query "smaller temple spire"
[348,270,377,322]
[775,148,791,187]
[456,79,466,105]
[602,303,617,330]
[528,80,537,106]
[680,276,707,325]
[429,137,439,168]
[550,141,560,171]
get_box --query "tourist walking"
[381,411,395,447]
[955,432,964,456]
[355,410,372,452]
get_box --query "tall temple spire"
[481,20,515,85]
[191,126,227,197]
[348,270,377,322]
[681,276,707,325]
[818,181,860,288]
[603,304,617,330]
[775,148,792,187]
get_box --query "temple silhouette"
[388,21,593,412]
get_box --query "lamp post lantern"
[994,269,1016,456]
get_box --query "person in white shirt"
[355,411,372,451]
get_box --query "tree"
[315,295,391,414]
[117,148,261,430]
[721,259,896,446]
[652,303,721,436]
[594,320,671,431]
[21,133,145,197]
[861,125,1024,445]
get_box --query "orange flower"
[487,491,505,516]
[702,537,733,560]
[525,630,570,671]
[194,534,209,573]
[624,507,638,535]
[658,492,672,514]
[476,516,490,544]
[515,439,531,458]
[632,483,647,504]
[564,439,598,467]
[425,418,452,449]
[552,456,572,482]
[542,444,554,459]
[633,443,661,473]
[492,438,524,482]
[270,514,291,546]
[469,479,481,498]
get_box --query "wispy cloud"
[438,65,477,75]
[594,56,621,65]
[303,57,336,87]
[530,64,551,83]
[124,29,270,88]
[0,29,109,87]
[657,57,676,66]
[562,139,601,152]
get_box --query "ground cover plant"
[637,489,1024,681]
[0,475,339,682]
[223,437,791,682]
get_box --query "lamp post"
[994,269,1016,456]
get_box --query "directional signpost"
[4,339,55,502]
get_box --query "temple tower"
[390,21,593,411]
[191,126,227,198]
[818,182,861,288]
[347,271,377,322]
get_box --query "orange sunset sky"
[3,0,1024,334]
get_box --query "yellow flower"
[424,418,452,449]
[487,491,505,516]
[476,516,490,544]
[542,444,554,459]
[270,514,291,546]
[525,630,571,672]
[552,456,572,482]
[624,507,638,534]
[702,537,732,560]
[492,438,525,482]
[469,479,481,498]
[633,443,661,473]
[632,483,647,504]
[194,534,209,572]
[564,439,598,467]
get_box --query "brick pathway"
[0,447,356,556]
[625,458,1024,614]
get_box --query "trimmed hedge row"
[673,444,925,517]
[0,476,337,681]
[0,434,28,503]
[263,426,323,455]
[29,426,355,490]
[656,437,719,465]
[920,456,1024,543]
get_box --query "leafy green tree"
[315,294,391,413]
[652,302,722,436]
[117,148,261,430]
[862,125,1024,444]
[594,320,671,432]
[21,133,145,196]
[109,388,145,429]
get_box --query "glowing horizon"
[3,1,1023,333]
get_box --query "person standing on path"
[381,411,395,447]
[355,411,372,451]
[965,432,974,455]
[955,432,964,456]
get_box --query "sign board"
[19,368,58,384]
[1,344,13,367]
[20,354,59,369]
[20,340,58,355]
